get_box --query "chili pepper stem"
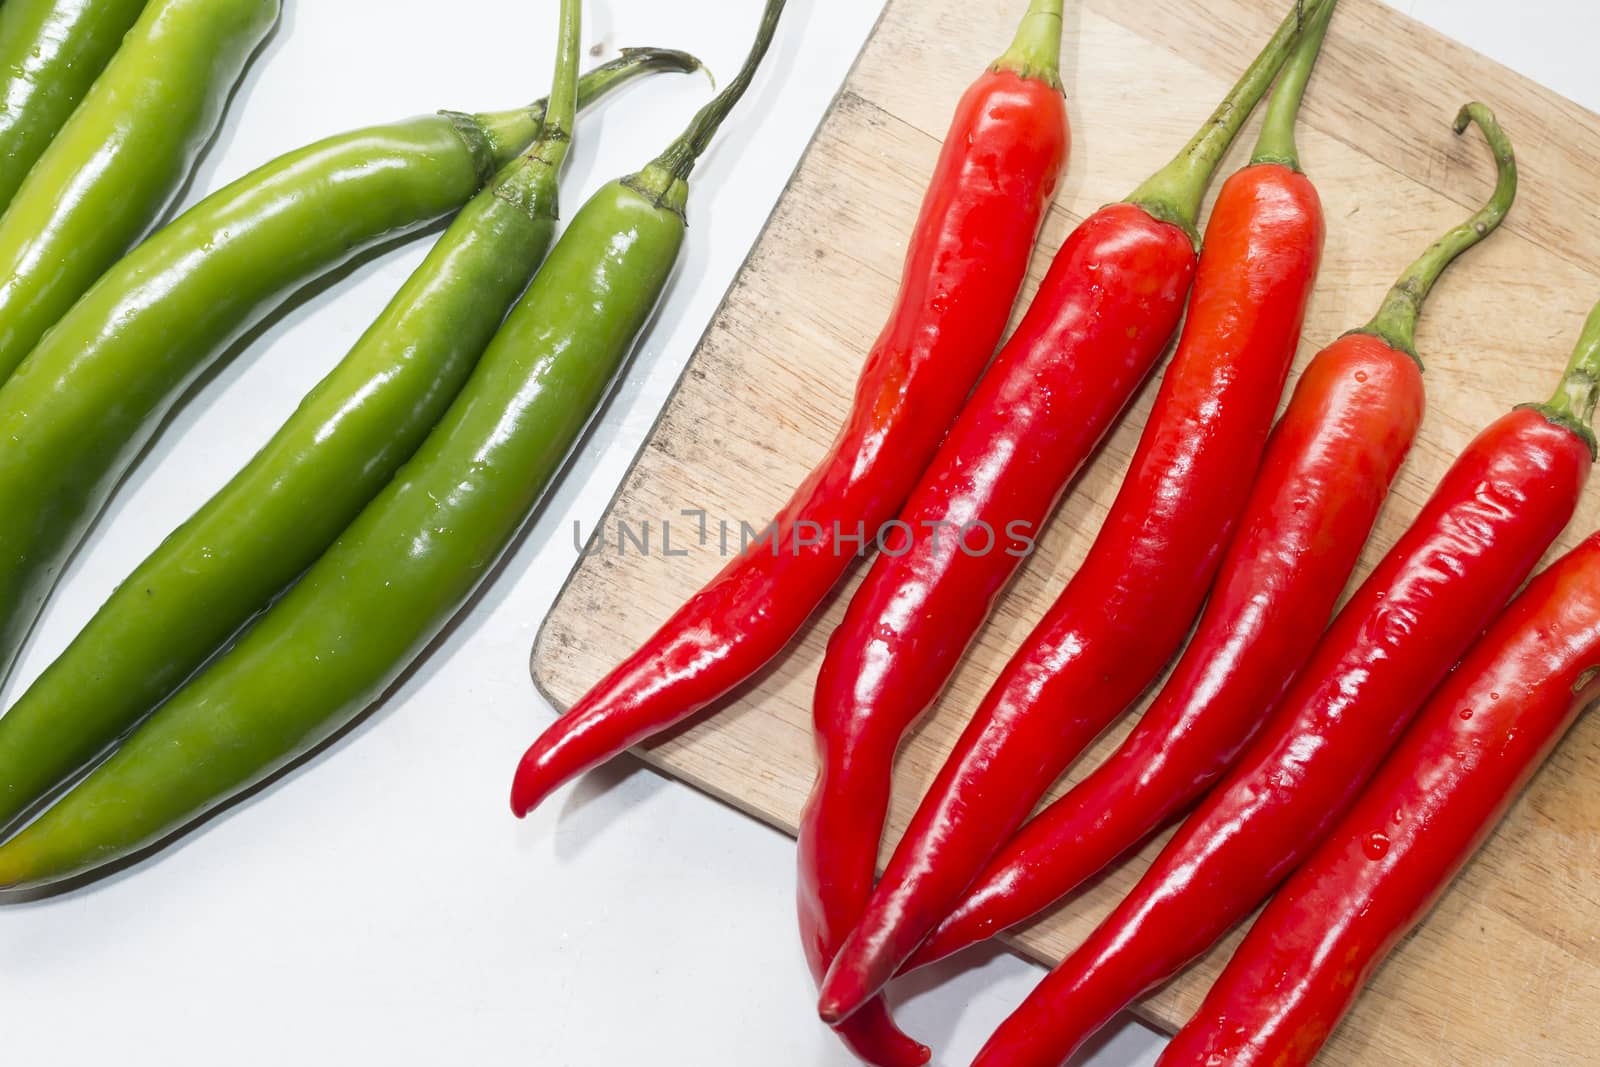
[1532,299,1600,456]
[994,0,1065,90]
[1127,0,1329,242]
[475,48,703,160]
[494,0,581,220]
[629,0,786,215]
[1251,0,1338,170]
[1355,103,1517,362]
[539,0,582,149]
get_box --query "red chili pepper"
[509,0,1071,838]
[1162,491,1600,1066]
[909,329,1422,973]
[515,4,1071,1061]
[909,11,1454,974]
[815,1,1337,1021]
[970,108,1586,1067]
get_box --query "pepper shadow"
[889,938,1162,1066]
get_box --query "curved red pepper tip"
[509,746,557,818]
[829,995,932,1065]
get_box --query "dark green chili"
[0,0,612,832]
[0,0,152,211]
[0,0,280,384]
[0,47,699,692]
[0,0,786,891]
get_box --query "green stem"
[1128,0,1331,243]
[1535,299,1600,453]
[1356,103,1518,362]
[541,0,583,148]
[994,0,1065,90]
[474,48,705,168]
[570,47,705,106]
[630,0,787,215]
[1251,0,1338,169]
[491,0,583,219]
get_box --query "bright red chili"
[1163,506,1600,1066]
[518,6,1070,1062]
[909,328,1422,972]
[519,10,1070,1058]
[909,12,1458,971]
[815,3,1338,1022]
[509,0,1071,839]
[970,107,1588,1067]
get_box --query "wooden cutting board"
[534,0,1600,1060]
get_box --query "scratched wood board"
[533,0,1600,1061]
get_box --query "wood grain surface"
[534,0,1600,1060]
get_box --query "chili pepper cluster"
[510,1,1600,1064]
[0,0,783,884]
[0,0,1597,1063]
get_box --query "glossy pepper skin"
[968,107,1531,1067]
[974,106,1523,1067]
[0,0,151,211]
[976,405,1592,1067]
[0,0,280,385]
[0,49,697,691]
[0,23,682,835]
[522,9,1068,1062]
[801,203,1193,1065]
[912,332,1423,970]
[1160,527,1600,1065]
[508,0,1072,821]
[816,0,1335,1024]
[0,0,785,895]
[0,185,674,891]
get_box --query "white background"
[1,1,1595,1065]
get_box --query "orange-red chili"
[1163,505,1600,1065]
[815,0,1336,1020]
[971,108,1593,1067]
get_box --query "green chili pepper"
[0,48,699,693]
[0,0,280,385]
[0,0,152,212]
[0,0,639,833]
[0,0,787,891]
